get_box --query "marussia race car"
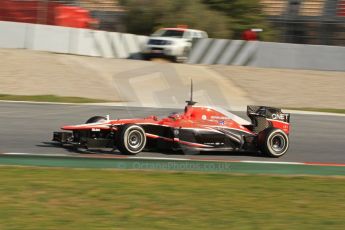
[53,87,291,157]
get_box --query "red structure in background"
[242,29,258,41]
[0,0,97,28]
[338,0,345,17]
[55,6,98,28]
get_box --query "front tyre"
[258,128,289,158]
[117,125,147,155]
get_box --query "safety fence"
[1,21,345,71]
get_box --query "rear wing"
[247,105,290,123]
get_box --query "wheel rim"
[270,134,286,152]
[127,130,143,150]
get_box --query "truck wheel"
[86,116,107,124]
[258,128,289,158]
[175,47,190,63]
[117,125,147,155]
[142,53,151,61]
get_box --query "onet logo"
[271,113,288,120]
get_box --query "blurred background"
[0,0,344,46]
[0,4,345,228]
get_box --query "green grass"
[0,94,113,103]
[0,166,344,230]
[285,107,345,114]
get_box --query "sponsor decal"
[219,120,225,125]
[211,116,229,120]
[173,129,179,136]
[271,113,289,120]
[204,142,224,146]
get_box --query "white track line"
[3,153,345,167]
[284,110,345,117]
[2,152,343,167]
[1,152,72,157]
[1,100,345,116]
[0,100,81,105]
[1,153,188,161]
[128,156,189,161]
[240,160,304,165]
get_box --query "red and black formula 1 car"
[53,88,291,157]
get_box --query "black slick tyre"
[258,128,289,158]
[117,124,147,155]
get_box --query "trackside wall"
[0,21,148,59]
[188,38,345,71]
[1,21,345,71]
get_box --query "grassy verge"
[285,107,345,114]
[0,94,113,103]
[0,166,344,230]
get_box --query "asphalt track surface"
[1,102,345,163]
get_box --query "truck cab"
[143,27,208,62]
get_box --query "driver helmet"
[168,112,181,121]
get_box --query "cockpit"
[168,112,181,120]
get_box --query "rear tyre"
[117,125,147,155]
[86,116,107,124]
[258,128,289,158]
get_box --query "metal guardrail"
[264,0,345,46]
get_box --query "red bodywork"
[61,105,290,150]
[53,103,292,157]
[268,119,290,135]
[63,106,255,134]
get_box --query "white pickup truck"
[142,28,208,62]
